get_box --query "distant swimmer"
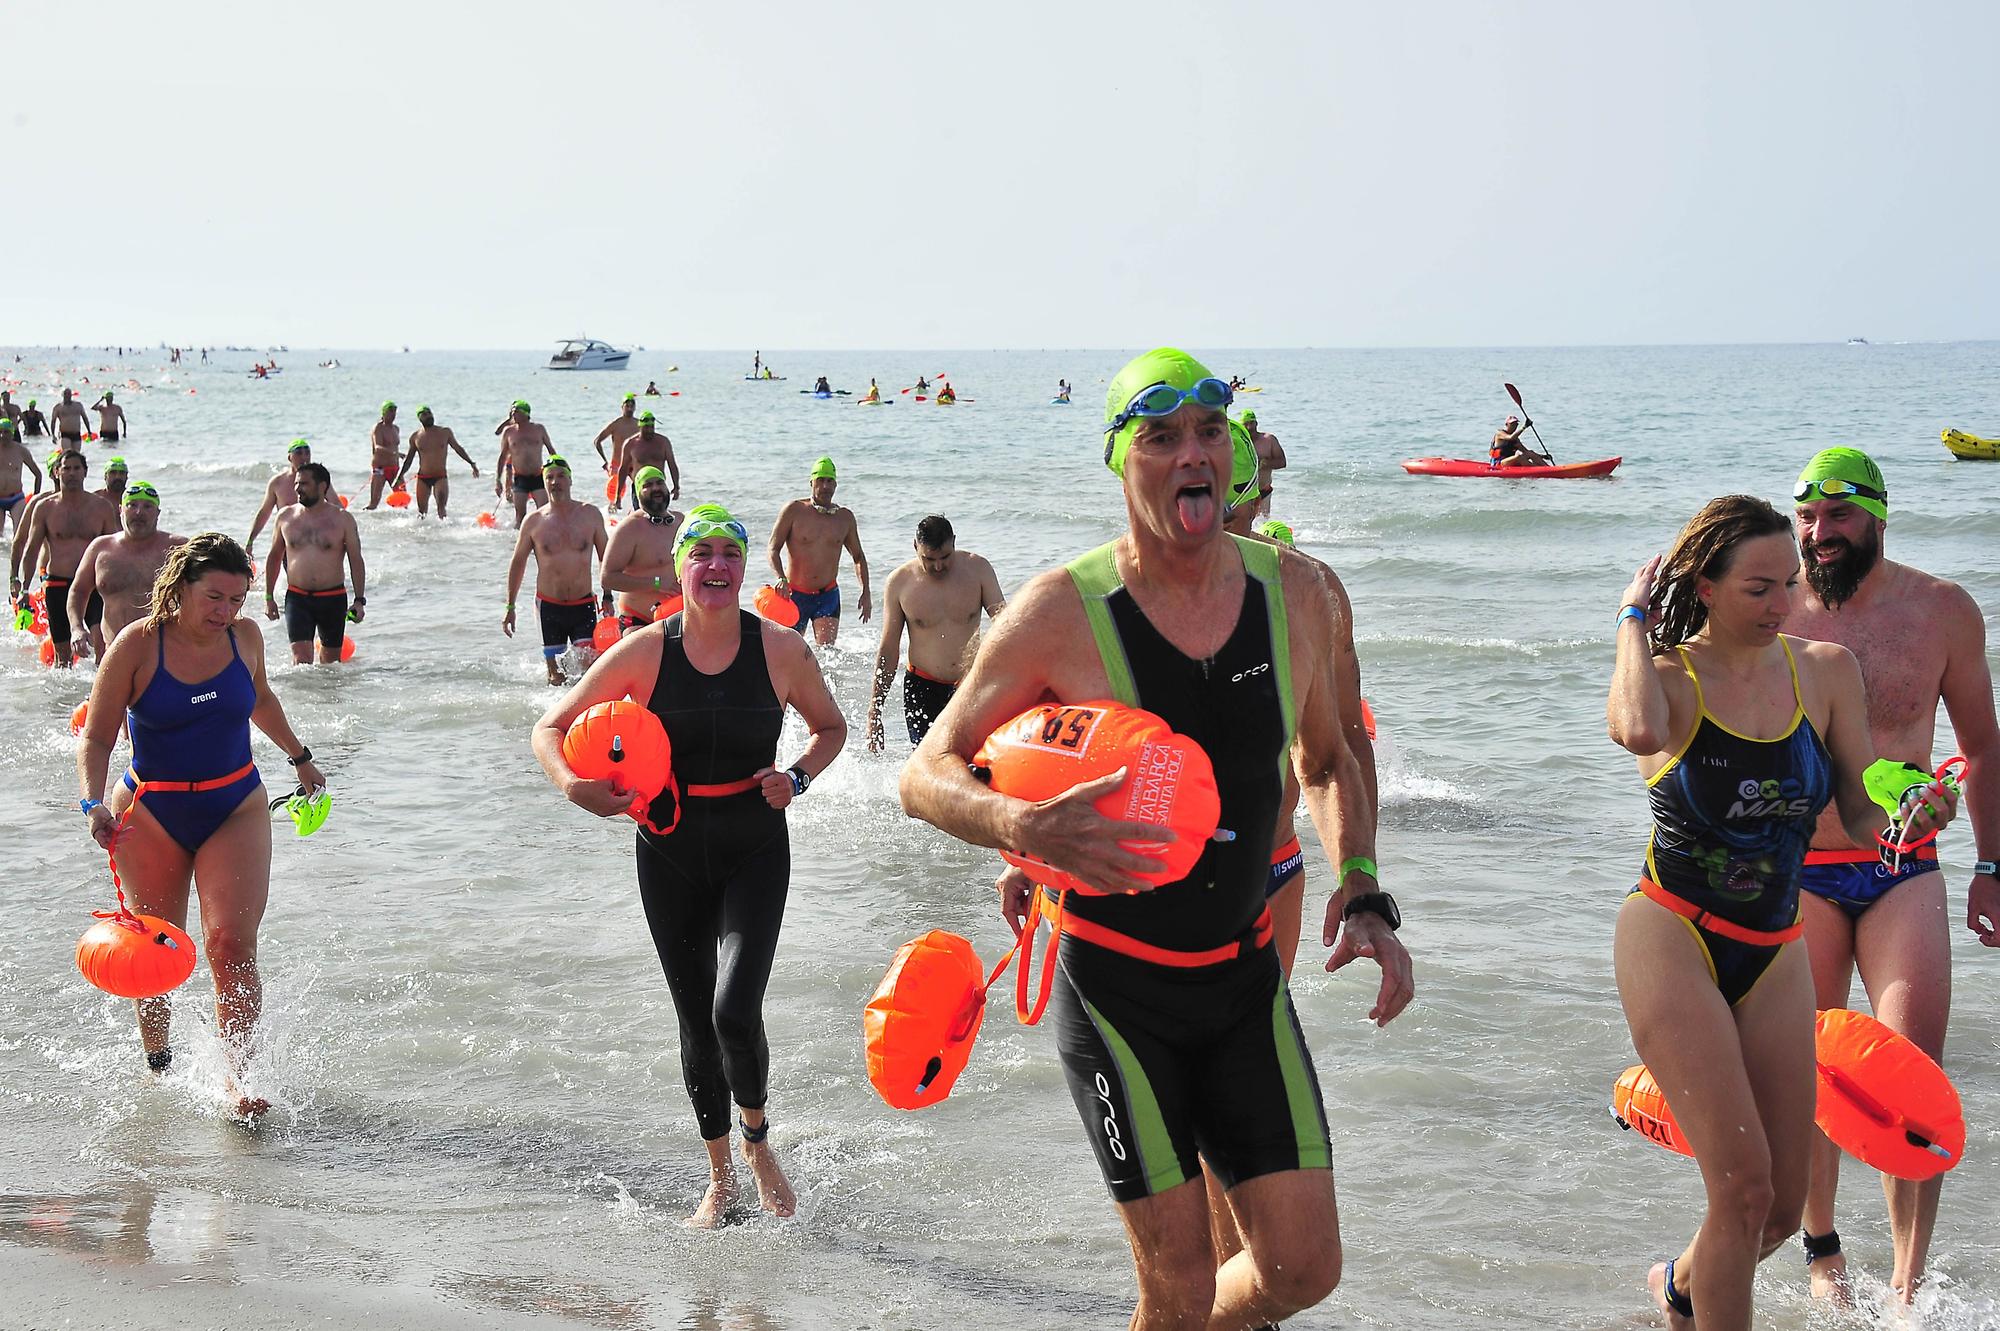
[97,456,129,509]
[899,348,1403,1329]
[247,440,330,555]
[0,419,43,538]
[612,411,679,510]
[592,394,643,495]
[532,504,846,1227]
[263,462,367,665]
[644,380,662,396]
[11,451,119,666]
[1054,379,1071,403]
[50,389,90,448]
[1785,449,1999,1305]
[78,531,326,1119]
[865,514,1003,750]
[768,456,870,647]
[813,375,832,394]
[495,400,553,528]
[394,407,480,519]
[69,480,185,645]
[366,402,401,510]
[1490,413,1550,468]
[93,390,127,444]
[0,390,20,432]
[18,398,48,438]
[503,456,607,685]
[600,466,683,633]
[1238,409,1287,516]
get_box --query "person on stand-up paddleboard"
[1784,447,2000,1307]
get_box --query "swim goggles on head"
[1793,477,1886,505]
[681,515,749,550]
[269,784,332,837]
[1102,378,1235,439]
[124,481,160,504]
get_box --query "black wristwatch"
[787,765,811,797]
[1341,890,1401,932]
[287,746,314,767]
[1977,859,1999,878]
[352,596,366,607]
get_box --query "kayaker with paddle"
[1607,494,1956,1330]
[1491,414,1550,468]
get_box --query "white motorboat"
[547,337,631,371]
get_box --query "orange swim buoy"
[76,911,198,999]
[973,701,1221,895]
[337,494,349,509]
[864,930,1000,1110]
[1360,697,1378,742]
[340,635,357,662]
[386,488,411,509]
[476,511,497,529]
[39,637,56,666]
[562,700,677,832]
[604,474,619,503]
[70,701,88,735]
[651,593,684,622]
[591,616,621,653]
[753,585,801,627]
[1611,1009,1964,1180]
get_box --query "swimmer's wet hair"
[915,514,953,549]
[1648,495,1792,654]
[146,531,254,631]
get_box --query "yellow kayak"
[1942,428,2000,461]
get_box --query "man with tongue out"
[900,347,1410,1330]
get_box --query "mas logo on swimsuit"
[1727,776,1814,819]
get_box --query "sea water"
[2,342,1996,1328]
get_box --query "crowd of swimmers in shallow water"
[5,354,1996,1330]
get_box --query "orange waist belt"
[126,761,257,797]
[1637,877,1803,947]
[686,775,759,798]
[286,585,346,597]
[1011,884,1274,1025]
[1804,848,1884,865]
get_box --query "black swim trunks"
[513,474,546,496]
[284,584,349,651]
[901,665,955,744]
[537,595,596,658]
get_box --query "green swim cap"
[124,480,160,504]
[106,456,128,473]
[512,400,531,415]
[1102,347,1217,477]
[810,456,836,480]
[623,392,636,402]
[674,504,749,576]
[1240,410,1258,430]
[381,400,396,413]
[0,419,13,434]
[415,404,432,416]
[288,438,311,455]
[638,411,656,423]
[1224,420,1259,513]
[543,454,570,473]
[26,399,34,408]
[1796,447,1887,520]
[1258,518,1295,547]
[634,465,667,489]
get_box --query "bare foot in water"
[685,1172,739,1230]
[1810,1251,1854,1308]
[1647,1262,1695,1331]
[741,1139,796,1218]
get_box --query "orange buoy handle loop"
[633,771,683,838]
[1014,886,1066,1026]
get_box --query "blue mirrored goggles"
[1103,378,1235,438]
[1792,477,1885,505]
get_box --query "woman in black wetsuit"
[533,504,846,1228]
[1606,496,1955,1330]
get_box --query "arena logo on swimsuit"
[189,691,219,706]
[1726,776,1814,820]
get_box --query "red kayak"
[1402,456,1621,479]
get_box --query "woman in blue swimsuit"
[76,532,324,1118]
[1606,496,1954,1330]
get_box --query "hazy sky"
[8,0,1995,349]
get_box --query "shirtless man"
[599,466,683,633]
[768,456,870,646]
[0,391,20,433]
[50,389,90,448]
[247,440,330,555]
[97,456,129,508]
[263,462,367,665]
[865,514,1003,749]
[592,394,642,495]
[394,407,479,518]
[612,411,679,510]
[502,457,607,684]
[494,400,553,528]
[1784,447,2000,1305]
[367,402,401,509]
[93,391,128,444]
[1238,410,1287,516]
[18,398,47,440]
[68,481,184,645]
[9,452,119,667]
[0,419,42,539]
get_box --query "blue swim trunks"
[1800,849,1940,917]
[0,491,23,512]
[788,583,840,622]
